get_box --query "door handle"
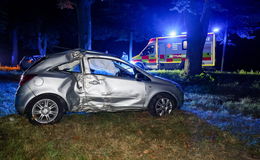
[89,80,100,85]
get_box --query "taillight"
[19,74,37,86]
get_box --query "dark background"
[0,0,260,71]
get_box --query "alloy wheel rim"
[155,98,173,116]
[32,99,59,124]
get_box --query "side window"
[142,45,155,56]
[57,60,81,73]
[89,58,119,76]
[88,58,136,79]
[113,61,135,79]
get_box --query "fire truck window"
[142,45,155,56]
[182,40,187,50]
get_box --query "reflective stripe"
[142,56,149,59]
[202,57,211,60]
[149,59,156,63]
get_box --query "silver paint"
[15,49,184,114]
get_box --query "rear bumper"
[15,85,35,115]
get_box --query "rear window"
[56,60,81,73]
[27,57,46,70]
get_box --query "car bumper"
[15,85,35,114]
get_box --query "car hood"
[149,75,178,85]
[151,76,183,92]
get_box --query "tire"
[148,93,177,117]
[26,95,64,125]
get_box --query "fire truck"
[131,33,216,70]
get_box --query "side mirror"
[135,73,145,81]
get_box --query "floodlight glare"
[213,28,220,33]
[169,31,177,36]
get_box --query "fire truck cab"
[132,33,216,70]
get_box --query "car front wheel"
[148,93,177,117]
[27,96,64,125]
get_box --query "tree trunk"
[221,20,228,72]
[78,0,92,50]
[128,31,133,61]
[184,0,210,75]
[11,28,18,65]
[38,32,47,56]
[43,34,48,56]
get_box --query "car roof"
[25,49,122,74]
[47,49,119,59]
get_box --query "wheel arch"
[147,92,179,108]
[24,93,69,114]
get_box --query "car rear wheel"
[27,96,64,125]
[148,93,177,117]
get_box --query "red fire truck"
[131,33,216,69]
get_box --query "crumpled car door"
[102,76,145,110]
[81,74,108,111]
[83,57,146,111]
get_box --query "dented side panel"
[79,55,146,112]
[102,76,145,110]
[76,74,146,112]
[24,71,83,111]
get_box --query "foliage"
[191,72,215,82]
[212,69,260,75]
[150,70,215,83]
[57,0,76,9]
[149,69,185,82]
[171,0,260,40]
[236,69,260,75]
[170,0,260,75]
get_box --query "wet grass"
[0,111,259,160]
[150,70,260,144]
[0,70,260,159]
[151,70,260,118]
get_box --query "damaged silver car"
[15,49,184,124]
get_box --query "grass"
[214,69,260,75]
[0,111,259,160]
[150,70,260,144]
[150,70,260,93]
[1,70,260,159]
[149,70,185,82]
[223,97,260,118]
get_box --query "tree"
[7,0,20,65]
[91,0,160,57]
[58,0,95,50]
[0,8,8,34]
[171,0,215,75]
[19,22,60,56]
[58,0,158,53]
[171,0,260,75]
